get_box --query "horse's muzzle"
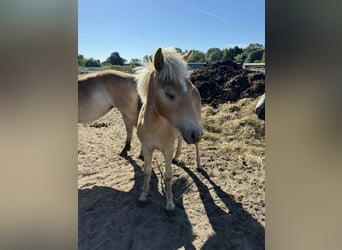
[181,126,203,144]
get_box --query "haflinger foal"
[135,48,203,210]
[78,70,140,156]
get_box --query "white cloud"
[177,0,226,22]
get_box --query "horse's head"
[255,93,265,120]
[151,48,203,144]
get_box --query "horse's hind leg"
[164,147,175,210]
[119,113,134,157]
[138,147,144,160]
[139,146,153,202]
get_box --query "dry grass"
[199,98,265,222]
[202,98,265,151]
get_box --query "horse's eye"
[165,92,175,101]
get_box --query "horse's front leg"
[195,143,202,171]
[139,146,153,202]
[163,147,175,210]
[173,135,182,162]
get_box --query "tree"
[188,50,205,62]
[234,53,248,63]
[143,55,151,62]
[261,51,265,63]
[84,58,101,67]
[130,58,141,65]
[222,46,243,61]
[78,54,86,66]
[105,52,127,65]
[206,48,223,61]
[222,48,230,61]
[175,48,183,54]
[246,49,264,63]
[245,43,264,52]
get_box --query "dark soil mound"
[190,60,265,107]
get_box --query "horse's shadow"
[175,162,265,250]
[78,156,196,250]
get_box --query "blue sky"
[78,0,265,62]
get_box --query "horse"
[135,48,203,210]
[255,93,265,120]
[78,70,141,156]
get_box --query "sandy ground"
[78,98,265,249]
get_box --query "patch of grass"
[202,131,221,142]
[202,117,223,134]
[200,98,265,164]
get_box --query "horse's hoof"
[166,201,175,211]
[139,193,147,202]
[172,158,180,164]
[196,166,204,173]
[119,150,128,157]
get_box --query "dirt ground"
[78,96,265,249]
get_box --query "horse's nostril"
[191,130,200,142]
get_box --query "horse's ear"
[154,48,164,71]
[182,50,193,62]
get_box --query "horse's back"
[78,70,139,123]
[78,79,113,122]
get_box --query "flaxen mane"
[135,48,189,104]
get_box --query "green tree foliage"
[78,54,86,66]
[206,48,223,61]
[234,53,248,63]
[79,43,265,67]
[188,50,205,62]
[261,51,265,63]
[246,49,264,63]
[222,46,244,61]
[84,58,101,67]
[143,55,151,62]
[130,58,141,66]
[222,48,230,61]
[245,43,264,52]
[175,48,183,54]
[105,52,127,65]
[78,54,102,67]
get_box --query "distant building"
[187,63,206,72]
[242,63,265,72]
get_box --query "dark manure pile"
[190,60,265,108]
